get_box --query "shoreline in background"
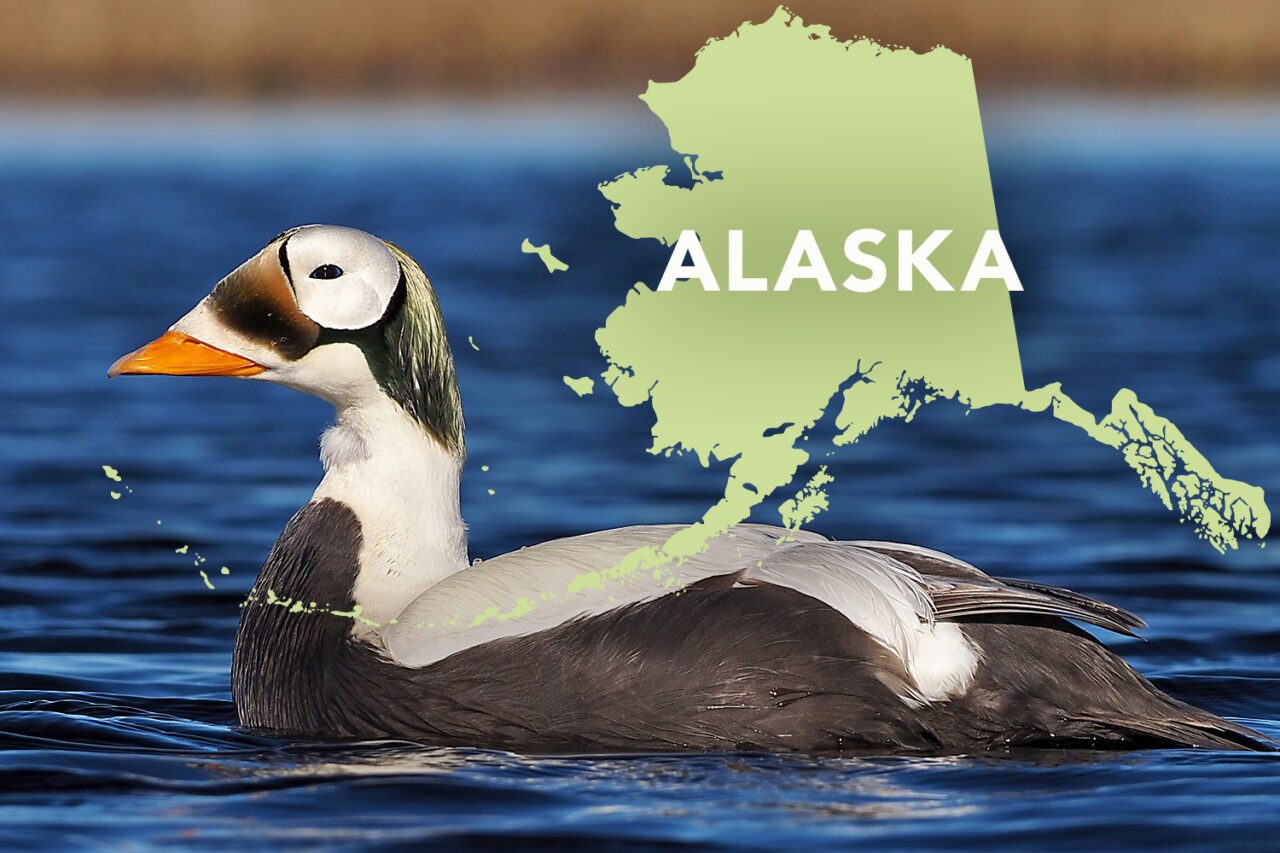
[3,1,1280,98]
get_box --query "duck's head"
[109,225,463,455]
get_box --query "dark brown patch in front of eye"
[209,249,320,360]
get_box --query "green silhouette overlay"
[592,7,1268,563]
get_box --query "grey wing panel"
[851,541,990,581]
[927,576,1146,637]
[853,539,1146,637]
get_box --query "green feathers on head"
[377,243,466,457]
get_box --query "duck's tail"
[938,618,1276,752]
[1071,696,1275,752]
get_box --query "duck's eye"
[309,264,344,280]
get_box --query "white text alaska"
[658,229,1023,293]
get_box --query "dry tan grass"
[1,0,1278,97]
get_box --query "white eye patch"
[285,225,401,330]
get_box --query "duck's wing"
[927,576,1147,637]
[386,524,949,699]
[383,523,936,675]
[383,525,1146,702]
[384,524,834,666]
[854,540,1147,637]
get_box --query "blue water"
[2,99,1279,849]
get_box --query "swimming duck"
[109,225,1270,753]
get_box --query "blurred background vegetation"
[2,0,1278,98]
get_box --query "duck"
[108,224,1271,754]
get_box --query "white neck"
[311,390,468,630]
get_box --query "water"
[2,98,1278,849]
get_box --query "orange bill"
[107,331,266,378]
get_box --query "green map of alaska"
[593,8,1269,561]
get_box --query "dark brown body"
[233,500,1270,753]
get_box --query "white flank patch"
[907,623,982,703]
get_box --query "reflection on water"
[1,99,1278,848]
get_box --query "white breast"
[314,393,469,632]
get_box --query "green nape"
[378,242,466,456]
